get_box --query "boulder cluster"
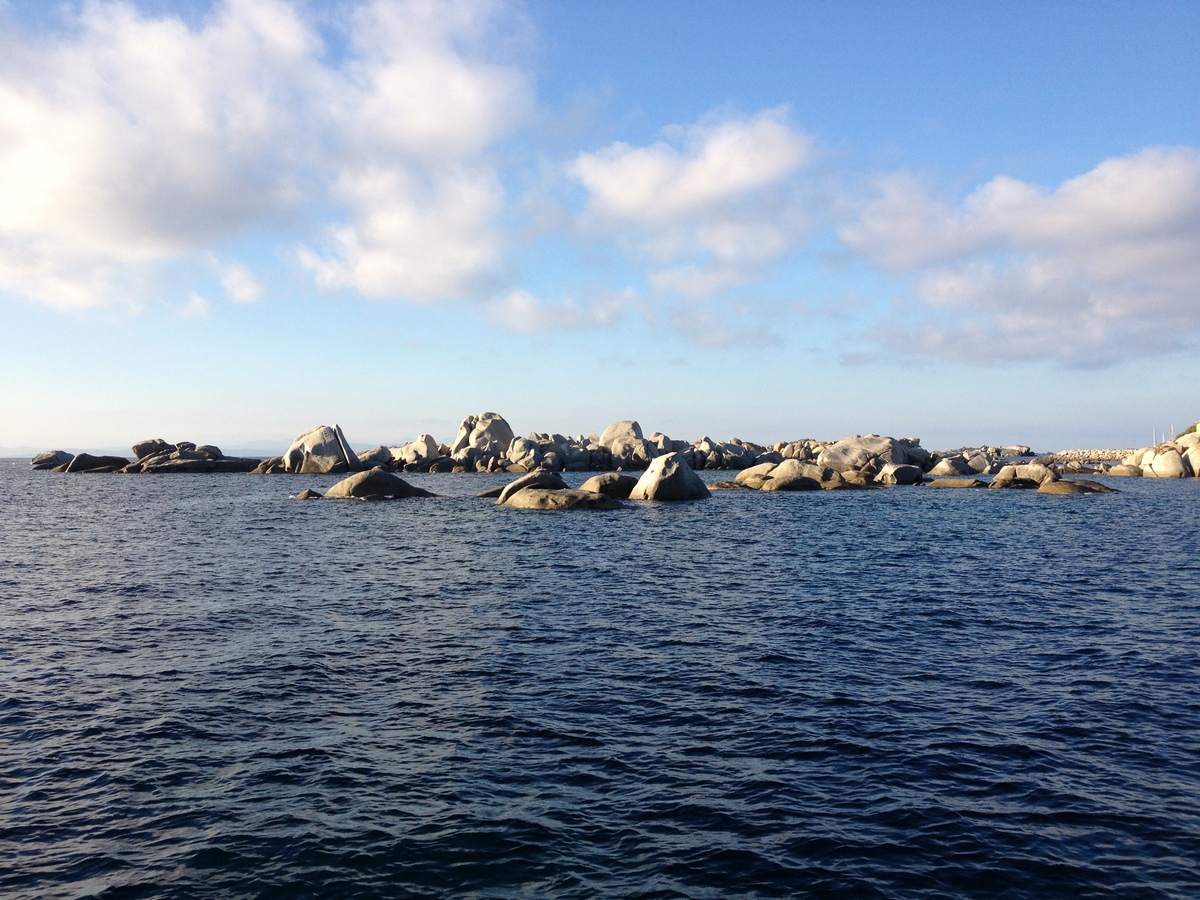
[32,410,1164,499]
[1034,426,1200,479]
[1105,429,1200,478]
[30,441,260,473]
[255,416,942,479]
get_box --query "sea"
[1,459,1198,899]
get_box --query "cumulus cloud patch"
[843,147,1200,363]
[0,0,320,308]
[0,0,529,310]
[220,263,264,304]
[486,288,630,333]
[568,109,816,305]
[300,0,532,300]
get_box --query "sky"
[0,0,1197,455]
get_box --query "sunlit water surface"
[1,461,1198,898]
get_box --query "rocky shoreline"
[30,410,1200,507]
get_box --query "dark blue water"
[1,460,1198,899]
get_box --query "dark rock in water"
[476,486,505,499]
[30,450,73,470]
[252,456,286,474]
[64,453,131,473]
[709,481,751,490]
[324,468,435,500]
[497,470,569,505]
[578,472,638,499]
[503,488,623,510]
[290,488,323,500]
[132,438,175,460]
[1037,479,1116,495]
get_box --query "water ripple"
[0,462,1198,897]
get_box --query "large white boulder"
[450,412,515,457]
[282,425,361,474]
[875,463,923,485]
[600,419,655,468]
[1144,447,1190,478]
[506,437,543,469]
[928,455,974,477]
[628,452,710,501]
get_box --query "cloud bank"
[0,1,1197,369]
[570,109,814,301]
[0,0,528,309]
[842,147,1200,364]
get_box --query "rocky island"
[31,411,1200,507]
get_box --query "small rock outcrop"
[324,468,435,500]
[990,463,1059,489]
[503,488,623,510]
[628,452,710,501]
[599,420,655,469]
[1037,479,1116,495]
[30,450,74,470]
[874,463,923,486]
[579,473,639,499]
[496,470,570,505]
[927,478,988,488]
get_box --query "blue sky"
[1,0,1197,454]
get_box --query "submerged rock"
[1037,479,1116,495]
[290,488,323,500]
[324,468,435,500]
[926,478,988,488]
[503,488,623,510]
[496,470,570,505]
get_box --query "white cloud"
[0,0,320,308]
[486,288,629,332]
[301,163,506,301]
[843,147,1200,363]
[571,110,810,223]
[299,0,532,301]
[568,109,815,305]
[0,0,530,310]
[182,292,212,318]
[220,263,263,304]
